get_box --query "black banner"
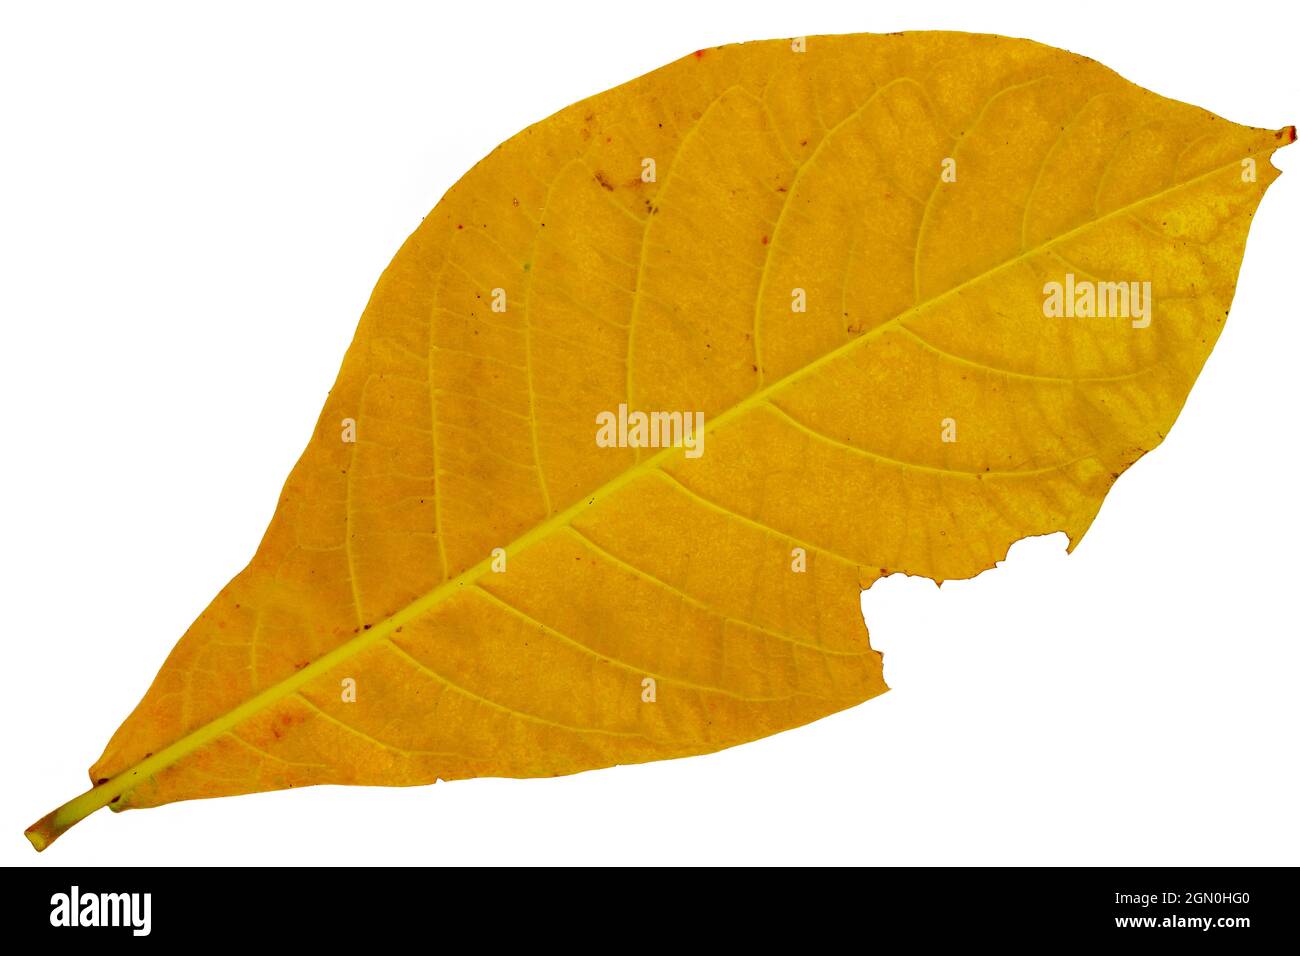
[4,866,1293,943]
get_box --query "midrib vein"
[26,146,1267,850]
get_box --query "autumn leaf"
[27,31,1293,849]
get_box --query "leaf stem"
[26,777,129,851]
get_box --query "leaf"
[27,31,1293,849]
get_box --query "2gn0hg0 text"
[1116,892,1251,907]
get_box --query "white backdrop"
[2,0,1296,866]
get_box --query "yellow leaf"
[26,31,1293,849]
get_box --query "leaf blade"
[29,31,1293,848]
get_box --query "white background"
[2,1,1296,867]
